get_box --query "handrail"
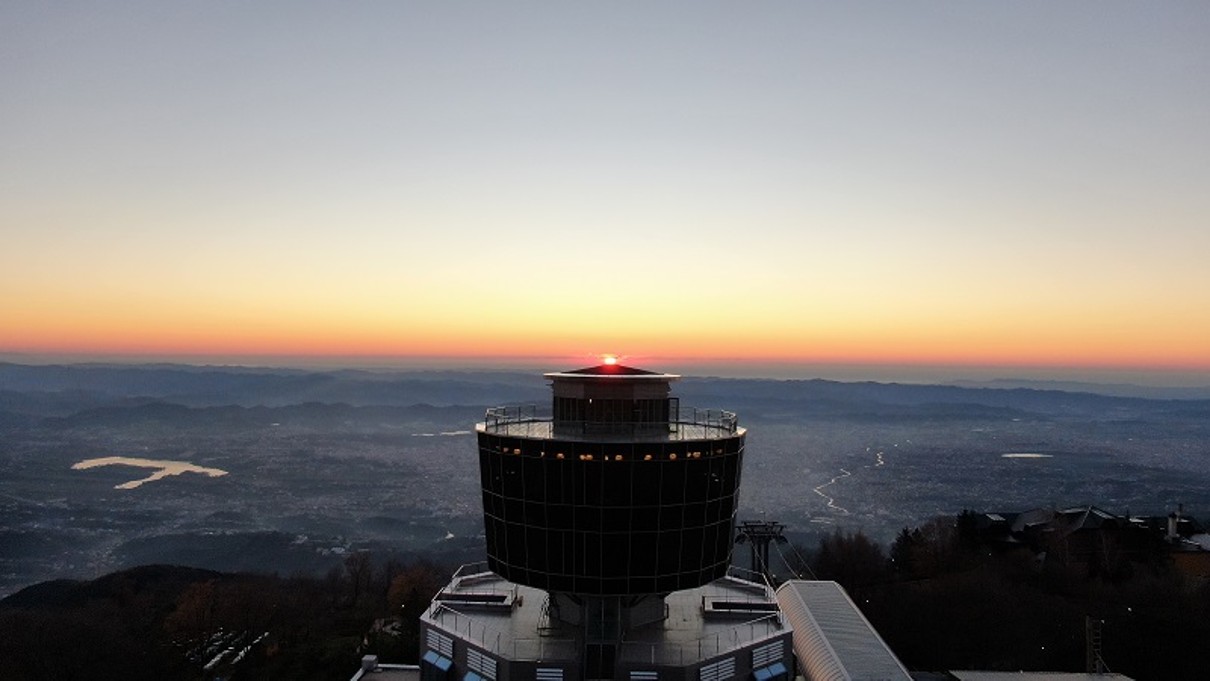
[482,405,739,435]
[426,603,578,658]
[616,612,785,664]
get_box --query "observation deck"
[478,405,742,443]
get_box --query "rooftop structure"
[421,563,790,678]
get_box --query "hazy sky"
[3,3,1208,379]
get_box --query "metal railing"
[482,404,543,428]
[718,565,777,597]
[616,613,785,665]
[480,405,739,440]
[426,603,578,659]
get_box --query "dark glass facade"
[478,431,744,596]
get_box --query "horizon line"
[3,351,1210,389]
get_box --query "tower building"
[419,363,793,681]
[481,364,742,596]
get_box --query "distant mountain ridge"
[950,377,1210,400]
[2,362,1208,426]
[676,376,1210,423]
[0,362,547,410]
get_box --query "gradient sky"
[3,3,1208,380]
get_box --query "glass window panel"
[629,533,659,576]
[523,500,547,526]
[502,497,523,522]
[601,508,629,533]
[682,502,707,529]
[523,456,546,501]
[483,491,502,518]
[601,461,632,507]
[575,505,602,533]
[659,461,687,505]
[631,460,660,502]
[502,457,524,497]
[658,504,683,531]
[679,527,704,570]
[656,530,682,574]
[631,507,658,532]
[581,460,603,505]
[525,526,548,574]
[540,529,561,576]
[503,519,527,547]
[548,504,574,530]
[600,537,628,577]
[684,462,709,502]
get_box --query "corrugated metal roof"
[775,580,912,681]
[951,672,1135,680]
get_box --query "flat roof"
[350,663,420,681]
[477,419,744,443]
[421,572,579,662]
[617,575,786,664]
[421,569,787,666]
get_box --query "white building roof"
[951,673,1134,681]
[774,580,912,681]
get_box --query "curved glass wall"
[477,431,745,596]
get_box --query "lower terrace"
[478,405,742,443]
[421,564,787,667]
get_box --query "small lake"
[72,456,228,489]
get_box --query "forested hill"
[0,559,448,681]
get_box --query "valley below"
[3,362,1209,598]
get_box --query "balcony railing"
[480,405,739,441]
